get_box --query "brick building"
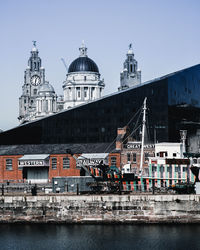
[116,126,155,175]
[0,144,120,183]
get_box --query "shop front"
[18,154,50,183]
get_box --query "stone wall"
[0,194,200,223]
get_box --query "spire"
[127,43,134,55]
[32,40,38,52]
[79,40,87,57]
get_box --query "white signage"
[18,160,44,167]
[125,143,155,149]
[78,159,105,166]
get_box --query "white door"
[27,168,49,183]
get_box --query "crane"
[61,58,68,72]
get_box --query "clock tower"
[18,41,46,123]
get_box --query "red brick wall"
[49,154,80,179]
[108,153,121,169]
[0,153,121,182]
[120,148,155,173]
[0,155,23,182]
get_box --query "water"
[0,224,199,250]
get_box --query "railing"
[0,180,194,195]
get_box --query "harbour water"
[0,224,199,250]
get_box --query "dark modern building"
[1,64,200,146]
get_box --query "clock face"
[31,75,41,86]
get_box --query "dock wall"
[0,194,200,223]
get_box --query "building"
[3,63,200,146]
[118,44,141,91]
[63,41,105,109]
[116,127,155,176]
[18,41,105,123]
[0,143,120,183]
[148,142,195,187]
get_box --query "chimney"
[116,126,128,150]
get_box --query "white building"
[35,81,57,119]
[18,42,105,123]
[155,142,183,159]
[63,42,105,109]
[119,44,141,91]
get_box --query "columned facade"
[35,81,57,119]
[63,42,105,109]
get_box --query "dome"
[68,57,99,73]
[38,82,55,94]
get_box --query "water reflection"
[0,224,199,250]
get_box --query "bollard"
[152,179,155,195]
[77,183,79,195]
[31,184,37,196]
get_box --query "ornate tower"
[18,41,45,123]
[119,44,141,91]
[63,42,105,109]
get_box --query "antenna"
[61,58,68,72]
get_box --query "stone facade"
[0,194,200,223]
[63,42,105,109]
[18,42,105,123]
[118,44,141,91]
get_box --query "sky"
[0,0,200,130]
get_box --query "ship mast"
[139,97,147,175]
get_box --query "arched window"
[130,64,133,73]
[63,157,70,169]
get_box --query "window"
[173,153,177,157]
[133,153,136,163]
[51,158,57,169]
[160,165,164,178]
[63,157,70,169]
[183,167,187,172]
[127,153,131,162]
[130,64,133,72]
[34,89,37,95]
[111,157,117,166]
[91,87,95,98]
[84,87,88,98]
[46,100,48,111]
[84,76,86,81]
[6,159,12,170]
[167,166,172,178]
[77,87,80,98]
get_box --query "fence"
[0,179,194,195]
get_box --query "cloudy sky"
[0,0,200,130]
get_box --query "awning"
[77,153,109,166]
[19,154,49,160]
[18,154,50,167]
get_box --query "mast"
[139,97,147,175]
